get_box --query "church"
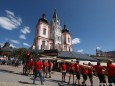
[32,10,72,52]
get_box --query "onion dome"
[39,13,48,23]
[62,25,69,33]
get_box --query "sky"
[0,0,115,54]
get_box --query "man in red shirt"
[87,62,93,86]
[80,64,88,86]
[106,59,115,86]
[33,58,44,85]
[68,60,75,84]
[61,61,67,82]
[43,60,49,78]
[93,62,106,85]
[48,60,53,78]
[74,60,81,85]
[28,58,34,75]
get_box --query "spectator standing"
[68,60,75,84]
[74,60,81,85]
[93,62,106,86]
[48,60,53,78]
[61,61,67,83]
[33,58,44,85]
[105,59,115,86]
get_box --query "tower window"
[43,28,46,35]
[41,41,45,50]
[58,37,60,41]
[68,38,70,43]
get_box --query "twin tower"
[32,10,72,52]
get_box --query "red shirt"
[69,63,75,71]
[35,61,43,70]
[80,66,87,75]
[43,62,49,68]
[74,63,80,72]
[49,62,53,68]
[106,64,115,76]
[29,61,34,67]
[61,63,66,71]
[93,65,104,74]
[88,68,93,74]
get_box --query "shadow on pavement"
[58,82,83,86]
[0,69,22,75]
[18,81,33,85]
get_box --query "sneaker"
[41,83,44,85]
[33,82,35,84]
[68,82,70,84]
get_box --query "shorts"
[88,74,93,78]
[75,71,80,80]
[62,71,66,76]
[108,76,115,84]
[48,68,51,72]
[69,69,75,75]
[97,74,106,83]
[82,73,87,81]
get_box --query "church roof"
[58,51,98,61]
[53,9,58,19]
[0,47,15,52]
[62,25,69,33]
[39,13,48,23]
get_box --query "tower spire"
[53,9,58,19]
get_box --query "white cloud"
[96,47,101,50]
[10,43,16,48]
[19,34,26,40]
[23,42,30,47]
[77,49,84,53]
[0,10,22,30]
[21,26,31,34]
[0,43,4,47]
[72,38,80,45]
[10,40,20,44]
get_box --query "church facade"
[32,10,72,52]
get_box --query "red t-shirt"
[35,61,43,70]
[69,63,75,71]
[29,61,34,67]
[43,62,49,68]
[74,63,80,72]
[80,66,87,75]
[61,63,66,71]
[88,68,93,74]
[49,62,53,68]
[93,65,104,74]
[106,64,115,76]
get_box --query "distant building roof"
[58,51,98,61]
[0,48,15,52]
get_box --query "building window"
[58,37,60,41]
[64,46,66,51]
[43,28,46,35]
[41,41,45,50]
[50,43,53,50]
[68,38,70,43]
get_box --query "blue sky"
[0,0,115,54]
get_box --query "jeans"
[108,76,115,86]
[33,69,44,84]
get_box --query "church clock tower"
[62,25,72,51]
[50,10,62,51]
[33,14,51,50]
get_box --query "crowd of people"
[0,56,20,67]
[22,57,115,86]
[60,59,115,86]
[23,58,53,85]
